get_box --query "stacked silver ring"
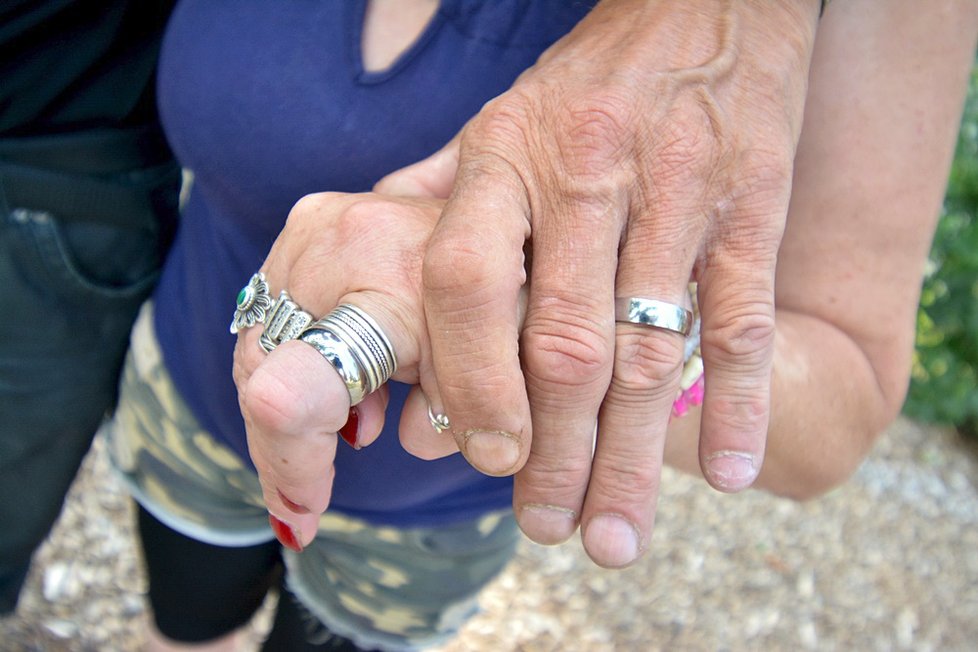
[259,291,315,353]
[231,273,398,405]
[299,304,398,406]
[297,328,370,406]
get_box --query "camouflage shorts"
[105,303,519,651]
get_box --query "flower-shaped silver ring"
[230,273,273,334]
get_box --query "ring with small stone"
[230,272,273,334]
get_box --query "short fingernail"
[704,451,757,492]
[583,514,641,568]
[339,407,360,450]
[277,489,310,515]
[518,504,578,545]
[460,430,521,476]
[269,514,304,552]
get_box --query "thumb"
[374,134,460,198]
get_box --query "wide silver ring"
[614,297,693,336]
[259,291,315,353]
[298,304,398,406]
[230,273,273,334]
[297,328,368,406]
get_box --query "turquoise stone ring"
[230,273,273,334]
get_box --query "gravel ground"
[1,416,977,652]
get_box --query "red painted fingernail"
[269,514,303,552]
[339,407,360,449]
[277,489,310,515]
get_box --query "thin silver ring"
[427,405,451,434]
[259,291,315,353]
[614,297,693,336]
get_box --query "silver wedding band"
[614,297,693,336]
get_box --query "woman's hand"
[231,193,457,550]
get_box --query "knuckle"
[243,367,306,437]
[423,232,502,298]
[701,310,776,368]
[463,93,533,156]
[611,330,684,395]
[334,195,397,235]
[522,310,613,391]
[656,94,720,162]
[286,193,320,221]
[289,196,421,298]
[652,117,714,191]
[709,391,769,434]
[738,147,793,191]
[345,198,427,278]
[555,90,637,181]
[288,193,398,243]
[286,191,342,225]
[589,454,660,503]
[524,449,593,494]
[727,149,793,219]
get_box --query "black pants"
[0,129,179,612]
[137,507,367,651]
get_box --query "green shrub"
[903,63,978,438]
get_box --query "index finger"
[423,156,531,476]
[239,333,347,548]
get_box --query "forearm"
[665,0,978,500]
[664,310,896,499]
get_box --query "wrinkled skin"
[376,0,820,566]
[233,0,978,569]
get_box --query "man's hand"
[378,0,821,567]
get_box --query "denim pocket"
[0,204,169,462]
[0,158,179,305]
[0,157,179,464]
[8,207,161,304]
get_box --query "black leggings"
[137,505,367,651]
